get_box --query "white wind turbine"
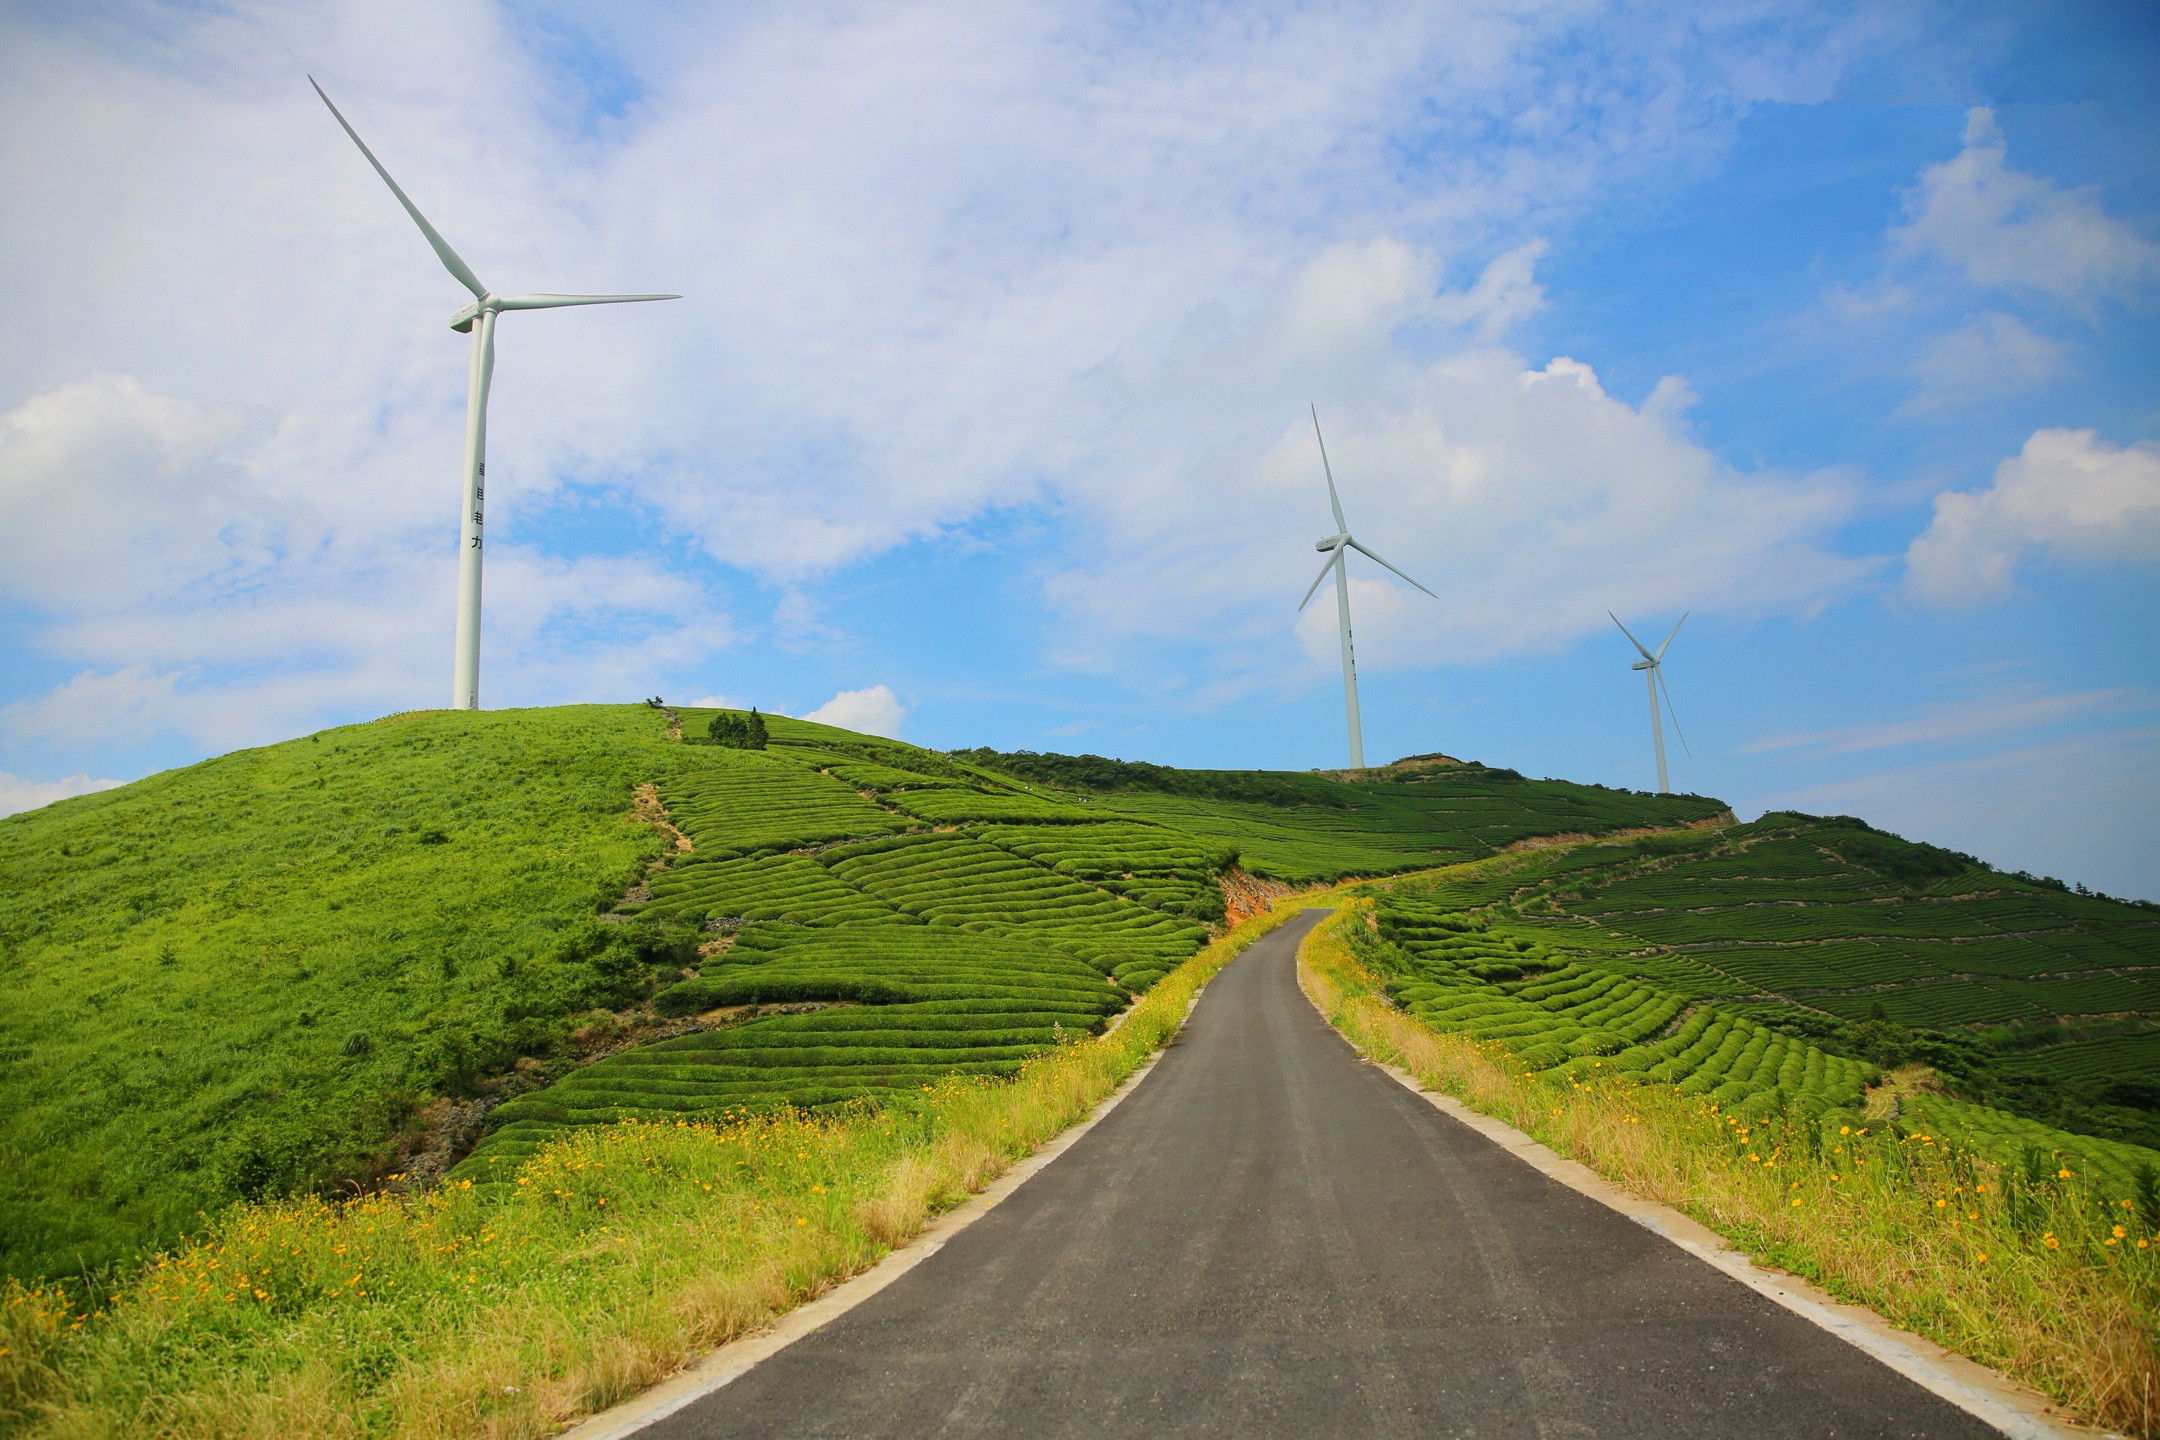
[1298,406,1437,770]
[1610,611,1690,793]
[312,78,679,711]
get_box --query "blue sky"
[2,1,2155,896]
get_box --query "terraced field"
[1525,817,2160,1034]
[1098,770,1726,882]
[1360,891,2160,1187]
[976,821,1231,920]
[460,926,1119,1174]
[642,853,906,927]
[443,733,1732,1178]
[660,751,905,855]
[1370,899,1874,1119]
[1356,812,2160,1178]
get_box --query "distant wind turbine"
[312,77,679,711]
[1298,406,1437,770]
[1610,611,1690,793]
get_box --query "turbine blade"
[1345,538,1437,599]
[494,292,682,310]
[1609,611,1655,662]
[311,77,488,301]
[1655,610,1689,662]
[1311,404,1348,533]
[1658,669,1692,758]
[1297,551,1338,612]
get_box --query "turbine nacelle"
[452,292,682,332]
[1316,533,1349,553]
[1631,659,1654,672]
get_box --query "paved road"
[651,910,1998,1439]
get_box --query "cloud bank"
[1906,429,2160,606]
[1894,108,2160,308]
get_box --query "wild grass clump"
[0,899,1311,1440]
[1300,903,2160,1437]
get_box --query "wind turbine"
[1610,612,1689,793]
[312,78,679,711]
[1298,406,1437,770]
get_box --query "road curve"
[648,909,1998,1439]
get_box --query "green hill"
[6,704,2151,1286]
[1350,812,2160,1171]
[0,706,1719,1283]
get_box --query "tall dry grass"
[1299,903,2160,1436]
[1,900,1316,1440]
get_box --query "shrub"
[707,709,770,750]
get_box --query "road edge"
[1295,938,2113,1440]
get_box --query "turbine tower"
[312,78,679,711]
[1298,406,1437,770]
[1610,611,1689,793]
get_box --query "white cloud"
[1905,428,2160,605]
[684,694,738,710]
[1037,238,1868,694]
[1893,108,2159,308]
[0,2,1940,756]
[803,685,906,738]
[0,373,282,613]
[1744,684,2154,758]
[0,369,734,755]
[0,769,124,819]
[1903,312,2066,412]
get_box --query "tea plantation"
[463,925,1122,1175]
[16,702,2149,1283]
[1351,813,2160,1178]
[1070,764,1726,881]
[0,709,1707,1281]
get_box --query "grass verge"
[1299,901,2160,1438]
[0,900,1317,1440]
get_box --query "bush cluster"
[706,708,769,750]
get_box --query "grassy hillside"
[16,701,2145,1291]
[0,709,1707,1283]
[953,747,1730,880]
[0,706,725,1283]
[454,721,1715,1175]
[1350,813,2160,1167]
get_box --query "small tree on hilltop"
[747,707,769,749]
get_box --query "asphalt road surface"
[650,909,1999,1439]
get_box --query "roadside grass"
[1299,902,2160,1437]
[0,897,1318,1440]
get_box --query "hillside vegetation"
[1351,813,2160,1169]
[7,708,2160,1437]
[0,707,708,1283]
[0,708,1710,1283]
[954,746,1727,880]
[451,713,1715,1177]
